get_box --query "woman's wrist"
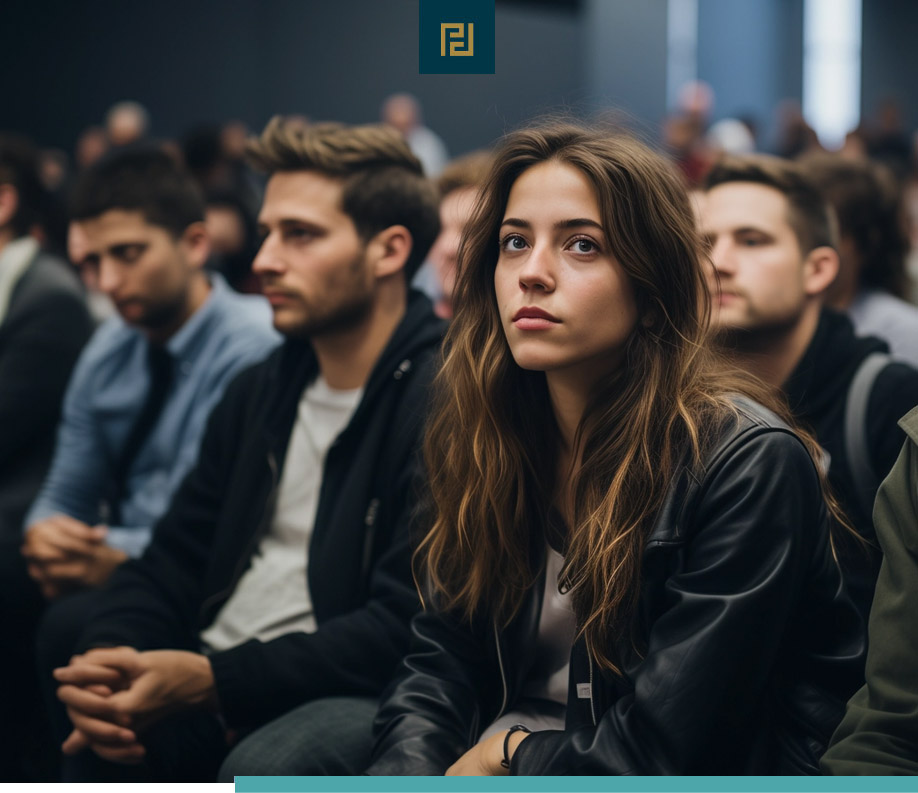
[500,723,531,771]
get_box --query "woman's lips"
[512,306,560,329]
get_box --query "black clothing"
[0,250,92,540]
[783,308,918,615]
[70,291,444,731]
[367,398,865,776]
[0,248,91,781]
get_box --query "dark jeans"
[218,696,379,779]
[0,540,55,781]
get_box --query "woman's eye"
[501,235,527,251]
[571,238,597,254]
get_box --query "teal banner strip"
[235,776,918,793]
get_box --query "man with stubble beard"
[698,154,918,622]
[43,119,444,782]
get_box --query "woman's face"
[494,160,638,386]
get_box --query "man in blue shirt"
[21,147,279,597]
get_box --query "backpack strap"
[844,351,893,520]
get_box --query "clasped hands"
[54,647,217,764]
[22,514,127,599]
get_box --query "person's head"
[381,93,421,136]
[426,151,492,317]
[69,146,210,340]
[799,152,909,304]
[245,117,439,338]
[106,101,150,147]
[204,189,259,293]
[0,134,47,246]
[699,154,838,343]
[420,122,748,669]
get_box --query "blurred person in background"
[382,92,448,178]
[421,150,491,319]
[105,101,150,148]
[0,133,93,781]
[204,188,261,294]
[800,153,918,367]
[699,154,918,620]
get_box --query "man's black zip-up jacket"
[76,290,446,730]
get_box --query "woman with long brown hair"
[366,123,864,775]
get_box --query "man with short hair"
[46,118,443,781]
[699,155,918,619]
[23,146,279,596]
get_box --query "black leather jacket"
[367,398,866,775]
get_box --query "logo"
[441,22,474,57]
[420,0,494,75]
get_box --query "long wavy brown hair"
[418,122,843,673]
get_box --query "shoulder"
[647,397,820,548]
[869,359,918,420]
[67,318,139,385]
[704,395,810,471]
[11,252,86,307]
[898,405,918,445]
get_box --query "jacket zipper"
[359,497,380,579]
[199,450,280,622]
[587,650,597,726]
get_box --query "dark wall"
[697,0,804,151]
[583,0,669,140]
[3,0,912,161]
[861,0,918,134]
[0,0,583,157]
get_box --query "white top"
[200,376,362,652]
[479,548,576,741]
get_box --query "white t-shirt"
[200,376,362,652]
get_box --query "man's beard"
[133,292,190,334]
[713,314,800,355]
[295,290,375,339]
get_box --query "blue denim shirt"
[25,274,281,556]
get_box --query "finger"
[55,663,125,687]
[61,728,91,756]
[92,740,146,764]
[78,646,141,673]
[67,707,136,745]
[57,684,122,719]
[39,561,90,583]
[21,542,68,563]
[47,514,103,541]
[26,562,50,582]
[39,529,101,557]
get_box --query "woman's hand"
[445,729,529,776]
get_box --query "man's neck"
[719,305,822,389]
[312,285,407,391]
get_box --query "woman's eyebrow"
[499,217,603,231]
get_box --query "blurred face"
[699,182,808,335]
[253,170,373,338]
[494,161,638,385]
[205,205,246,255]
[427,186,477,313]
[79,210,203,333]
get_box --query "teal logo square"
[419,0,495,75]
